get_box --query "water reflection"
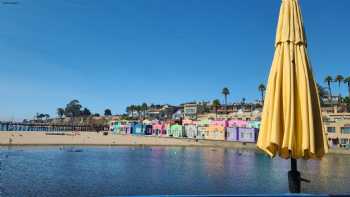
[0,146,349,197]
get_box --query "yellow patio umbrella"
[257,0,328,193]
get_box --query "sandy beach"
[0,131,256,148]
[0,131,349,155]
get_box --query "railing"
[0,122,109,132]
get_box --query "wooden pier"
[0,122,108,132]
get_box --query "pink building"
[209,120,228,127]
[182,119,197,125]
[152,123,166,136]
[228,120,248,128]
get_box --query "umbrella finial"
[276,0,306,46]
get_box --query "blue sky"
[1,0,349,120]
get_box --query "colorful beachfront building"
[209,120,228,127]
[196,119,209,139]
[108,117,261,143]
[226,127,239,141]
[228,120,248,128]
[184,124,198,138]
[182,119,198,138]
[182,119,196,125]
[144,124,152,135]
[205,125,226,141]
[152,123,166,136]
[132,123,145,135]
[167,124,185,138]
[110,121,130,134]
[237,127,258,143]
[247,121,260,129]
[196,126,207,139]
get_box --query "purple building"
[238,128,258,143]
[226,127,239,141]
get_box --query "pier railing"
[0,122,109,132]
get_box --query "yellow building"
[323,107,350,148]
[196,105,350,148]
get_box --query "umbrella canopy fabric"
[257,0,328,159]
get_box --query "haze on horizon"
[1,0,349,121]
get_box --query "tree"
[334,75,344,98]
[221,87,230,113]
[241,98,246,105]
[104,109,112,116]
[324,76,333,102]
[344,76,350,98]
[343,97,350,112]
[317,83,328,99]
[126,105,136,118]
[141,103,148,119]
[44,114,50,120]
[57,108,65,118]
[258,84,266,104]
[135,105,142,119]
[198,101,210,114]
[93,113,100,117]
[64,100,82,117]
[212,99,221,118]
[35,113,45,121]
[81,108,91,117]
[335,75,344,88]
[126,106,130,115]
[130,105,136,118]
[35,113,40,120]
[317,83,329,106]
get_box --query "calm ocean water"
[0,146,349,197]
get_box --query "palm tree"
[317,83,328,106]
[258,84,266,104]
[141,103,148,119]
[135,105,142,119]
[126,105,136,118]
[335,75,344,94]
[317,84,328,99]
[324,76,333,102]
[104,109,112,116]
[241,98,246,110]
[241,98,246,105]
[221,87,230,113]
[212,99,221,118]
[343,96,350,112]
[57,108,65,118]
[344,76,350,98]
[126,106,130,115]
[130,105,135,118]
[35,113,45,121]
[82,108,91,117]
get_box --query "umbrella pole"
[288,158,301,193]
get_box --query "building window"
[341,127,350,134]
[340,138,349,145]
[327,127,336,133]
